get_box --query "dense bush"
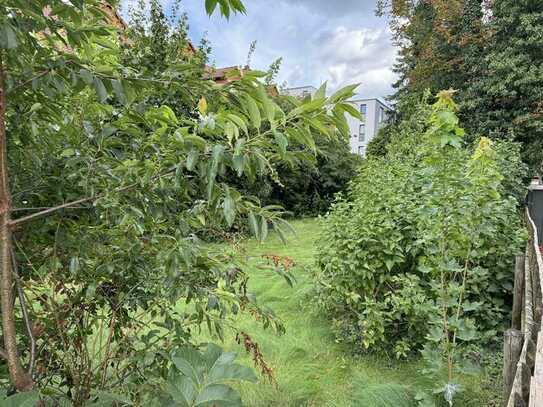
[0,0,360,400]
[315,92,526,360]
[235,94,363,218]
[265,136,362,217]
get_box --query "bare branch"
[9,167,177,229]
[12,205,88,212]
[7,69,51,95]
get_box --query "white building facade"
[347,98,391,157]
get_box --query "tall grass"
[200,218,497,406]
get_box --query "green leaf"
[205,0,219,15]
[329,83,359,104]
[0,23,18,49]
[61,148,75,157]
[198,97,208,115]
[79,69,94,85]
[186,150,199,171]
[248,211,260,241]
[194,384,242,406]
[111,79,126,105]
[339,102,363,120]
[93,77,107,103]
[273,131,288,158]
[314,82,327,100]
[245,97,261,130]
[2,391,40,407]
[70,257,80,274]
[260,216,268,241]
[223,191,236,227]
[227,114,248,135]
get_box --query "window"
[360,104,367,118]
[358,146,365,156]
[358,124,365,142]
[379,106,386,123]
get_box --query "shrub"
[315,92,526,359]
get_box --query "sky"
[120,0,398,98]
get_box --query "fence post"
[503,328,524,405]
[512,255,525,331]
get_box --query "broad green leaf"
[0,23,18,49]
[194,384,242,406]
[227,114,248,135]
[111,79,126,105]
[79,69,94,85]
[69,257,80,274]
[245,97,261,130]
[329,83,359,103]
[93,77,107,103]
[186,150,199,171]
[339,102,363,120]
[273,131,288,158]
[205,0,219,15]
[314,82,327,100]
[172,347,205,385]
[223,192,236,227]
[287,98,326,118]
[2,391,40,407]
[248,211,260,241]
[260,216,268,241]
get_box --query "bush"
[314,92,526,358]
[267,137,362,217]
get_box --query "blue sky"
[120,0,398,98]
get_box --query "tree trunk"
[0,53,33,390]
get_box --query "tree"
[377,0,487,104]
[0,0,359,401]
[462,0,543,173]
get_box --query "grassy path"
[212,218,495,406]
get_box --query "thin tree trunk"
[0,52,33,391]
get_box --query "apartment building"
[347,98,391,157]
[283,86,318,99]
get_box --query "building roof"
[350,97,394,110]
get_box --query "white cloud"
[120,0,398,98]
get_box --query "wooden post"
[512,255,525,330]
[530,333,543,407]
[504,328,524,405]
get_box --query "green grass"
[204,218,498,407]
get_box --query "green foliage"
[462,0,543,173]
[379,0,543,174]
[315,90,525,378]
[239,87,363,217]
[0,0,359,402]
[162,344,257,406]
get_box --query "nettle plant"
[315,91,526,404]
[0,0,360,404]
